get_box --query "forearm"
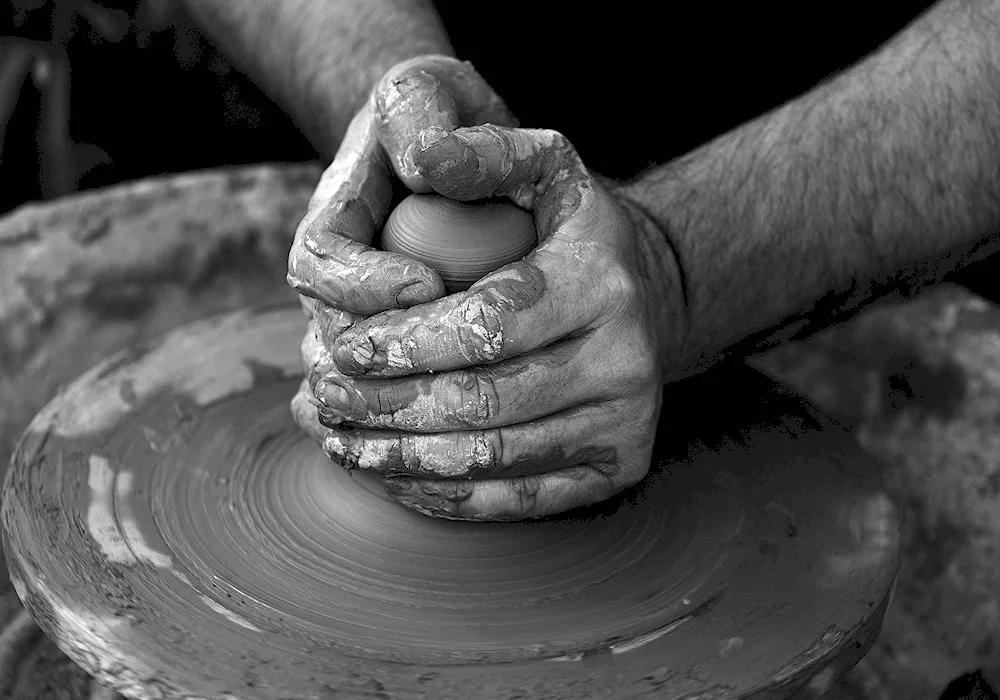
[182,0,454,158]
[623,0,1000,376]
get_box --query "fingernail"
[303,218,337,258]
[396,281,431,306]
[317,404,343,429]
[415,129,471,167]
[417,126,450,150]
[318,379,350,410]
[323,431,358,469]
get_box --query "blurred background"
[1,0,316,217]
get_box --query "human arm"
[283,50,668,520]
[621,0,1000,378]
[296,0,1000,520]
[180,0,454,157]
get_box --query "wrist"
[614,187,693,382]
[183,0,455,159]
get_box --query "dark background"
[1,0,995,303]
[2,0,315,216]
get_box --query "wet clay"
[330,261,549,377]
[2,306,900,699]
[381,194,537,292]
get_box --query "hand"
[289,57,686,521]
[288,54,517,437]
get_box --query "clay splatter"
[87,456,173,568]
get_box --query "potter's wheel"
[1,305,899,699]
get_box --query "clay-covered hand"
[308,124,686,520]
[287,55,516,317]
[286,55,517,443]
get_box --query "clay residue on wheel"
[332,263,547,375]
[25,308,305,438]
[1,307,901,700]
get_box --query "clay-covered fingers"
[386,469,628,521]
[373,55,517,191]
[321,394,657,480]
[413,124,592,235]
[290,378,328,445]
[288,55,517,316]
[327,123,632,377]
[287,106,444,316]
[314,334,621,431]
[331,216,634,379]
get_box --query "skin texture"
[287,55,679,520]
[181,0,455,158]
[194,0,1000,519]
[621,0,1000,373]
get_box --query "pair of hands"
[287,56,682,520]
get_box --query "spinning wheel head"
[1,306,899,699]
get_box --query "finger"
[373,55,517,191]
[287,107,445,315]
[332,235,633,377]
[319,393,658,480]
[332,123,631,377]
[384,468,629,521]
[314,334,633,432]
[300,317,336,393]
[302,297,357,348]
[298,326,351,432]
[290,378,329,445]
[413,124,590,237]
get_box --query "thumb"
[373,55,518,192]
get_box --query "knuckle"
[290,382,327,444]
[285,268,310,295]
[323,430,406,474]
[396,433,427,472]
[588,460,622,483]
[631,342,661,387]
[446,432,499,477]
[539,129,583,175]
[314,302,356,347]
[601,260,640,313]
[512,474,542,499]
[635,389,662,433]
[405,432,498,479]
[449,369,500,427]
[301,321,336,390]
[455,293,507,362]
[412,431,501,478]
[536,127,572,151]
[321,431,354,468]
[617,459,650,490]
[468,430,502,474]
